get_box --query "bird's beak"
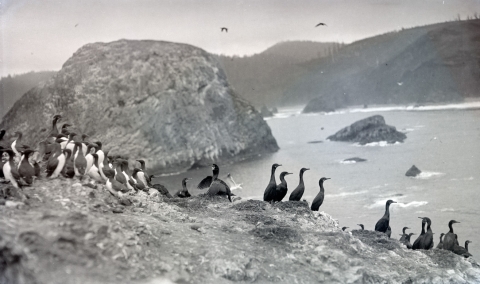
[278,164,282,166]
[287,172,293,175]
[455,221,461,223]
[305,168,310,170]
[326,178,331,180]
[391,201,396,203]
[418,217,424,219]
[406,227,410,229]
[412,233,416,235]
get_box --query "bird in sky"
[221,27,228,32]
[315,23,327,27]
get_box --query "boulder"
[0,40,279,174]
[405,165,422,177]
[302,96,335,113]
[327,115,407,145]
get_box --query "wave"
[353,141,402,147]
[414,171,445,179]
[323,101,480,115]
[327,190,368,198]
[366,198,427,209]
[441,208,456,212]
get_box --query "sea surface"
[156,102,480,260]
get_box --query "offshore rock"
[406,165,422,177]
[0,39,278,174]
[327,115,407,144]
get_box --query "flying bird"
[315,23,327,27]
[221,27,228,32]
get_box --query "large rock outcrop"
[327,115,407,144]
[0,40,278,173]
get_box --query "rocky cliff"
[0,40,278,173]
[1,179,479,283]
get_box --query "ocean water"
[156,103,480,259]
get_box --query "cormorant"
[315,23,327,27]
[422,217,434,250]
[263,163,281,202]
[175,178,191,198]
[357,224,364,230]
[374,200,396,233]
[221,27,228,32]
[412,217,426,250]
[197,163,221,189]
[342,227,349,231]
[453,240,472,258]
[399,227,410,243]
[311,177,330,211]
[206,164,232,202]
[273,171,292,202]
[405,233,415,249]
[436,233,445,249]
[289,167,309,201]
[443,220,460,251]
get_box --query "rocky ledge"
[1,178,479,284]
[0,40,278,174]
[327,115,407,145]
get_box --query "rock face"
[302,96,335,113]
[0,40,279,173]
[327,115,407,144]
[2,179,480,283]
[406,165,422,177]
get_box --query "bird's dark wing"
[197,176,213,189]
[374,218,388,233]
[152,183,172,198]
[288,186,304,201]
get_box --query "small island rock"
[327,115,407,145]
[405,165,422,177]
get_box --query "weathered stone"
[406,165,422,177]
[0,39,279,174]
[327,115,407,144]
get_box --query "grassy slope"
[1,178,480,284]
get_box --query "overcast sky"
[1,0,479,77]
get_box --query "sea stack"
[405,165,422,177]
[0,40,279,174]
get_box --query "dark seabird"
[152,183,173,198]
[412,217,426,250]
[273,171,292,202]
[136,159,152,186]
[73,142,87,178]
[443,220,460,251]
[374,200,396,233]
[263,163,281,202]
[88,153,104,183]
[131,168,147,191]
[175,178,192,198]
[105,168,129,197]
[221,27,228,32]
[61,149,75,178]
[48,114,62,138]
[289,167,309,201]
[386,226,392,238]
[436,233,445,249]
[342,227,349,231]
[61,123,71,135]
[206,164,232,202]
[453,240,472,258]
[18,149,36,185]
[198,163,222,189]
[3,149,21,188]
[357,224,364,230]
[422,217,434,250]
[405,233,416,249]
[399,227,410,243]
[311,177,330,211]
[315,23,327,27]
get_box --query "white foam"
[323,101,480,115]
[340,160,357,164]
[414,172,445,179]
[366,198,427,209]
[353,141,401,147]
[327,190,368,198]
[396,201,429,208]
[441,208,456,212]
